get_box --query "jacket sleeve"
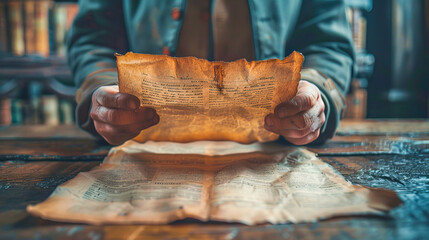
[286,0,355,144]
[67,0,128,138]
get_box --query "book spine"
[0,98,12,126]
[35,0,50,57]
[11,99,23,125]
[66,3,78,30]
[41,95,59,125]
[59,99,74,124]
[24,0,36,55]
[0,2,9,52]
[345,7,370,119]
[28,97,41,124]
[344,79,367,119]
[53,4,67,57]
[27,81,43,125]
[351,9,367,52]
[8,0,25,56]
[48,4,55,55]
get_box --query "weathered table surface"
[0,119,428,240]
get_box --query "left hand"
[264,80,326,145]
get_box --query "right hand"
[90,85,159,145]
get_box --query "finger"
[285,97,324,130]
[97,117,159,136]
[285,129,320,146]
[265,112,312,133]
[275,81,320,118]
[95,123,132,145]
[312,109,325,132]
[94,116,159,145]
[280,112,325,139]
[94,121,132,145]
[94,85,140,110]
[264,113,281,135]
[91,106,156,125]
[269,97,324,131]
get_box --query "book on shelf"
[0,98,12,126]
[0,2,9,53]
[3,78,76,127]
[346,8,367,52]
[35,0,51,57]
[53,3,67,57]
[344,83,367,119]
[24,0,36,55]
[344,6,372,119]
[6,95,75,126]
[11,99,23,125]
[26,81,43,125]
[8,0,25,56]
[0,0,79,57]
[53,2,78,56]
[41,95,59,125]
[59,99,74,124]
[65,3,78,29]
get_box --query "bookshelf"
[344,0,374,119]
[1,0,375,126]
[0,0,78,126]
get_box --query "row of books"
[0,0,78,57]
[346,7,367,52]
[343,79,367,119]
[0,96,75,126]
[344,7,371,119]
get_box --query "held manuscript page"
[117,51,303,143]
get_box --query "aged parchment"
[27,141,402,225]
[117,52,303,143]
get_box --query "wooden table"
[0,120,428,239]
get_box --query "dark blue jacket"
[68,0,354,144]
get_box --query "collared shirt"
[176,0,254,61]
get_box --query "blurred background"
[0,0,428,128]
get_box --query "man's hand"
[265,80,325,145]
[90,85,159,145]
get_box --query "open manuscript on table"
[27,141,401,225]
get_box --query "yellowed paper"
[117,52,303,143]
[27,141,402,225]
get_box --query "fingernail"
[266,116,273,127]
[278,108,287,118]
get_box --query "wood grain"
[0,121,428,239]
